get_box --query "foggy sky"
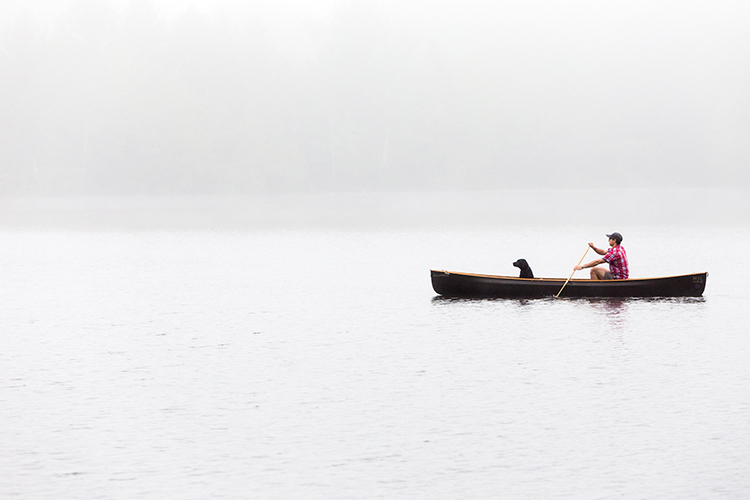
[2,0,749,195]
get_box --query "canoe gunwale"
[430,269,708,283]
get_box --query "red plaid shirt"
[602,245,629,279]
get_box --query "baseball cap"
[606,232,623,243]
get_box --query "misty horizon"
[2,0,749,196]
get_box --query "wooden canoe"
[430,270,708,298]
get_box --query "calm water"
[1,225,749,499]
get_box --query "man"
[574,232,629,280]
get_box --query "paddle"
[555,246,590,298]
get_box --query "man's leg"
[590,267,608,280]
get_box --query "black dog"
[513,259,534,278]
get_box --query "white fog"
[1,0,749,225]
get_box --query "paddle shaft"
[556,246,590,298]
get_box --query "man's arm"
[588,242,607,255]
[575,258,606,271]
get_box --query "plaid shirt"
[602,245,629,279]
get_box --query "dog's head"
[513,259,529,269]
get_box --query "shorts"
[602,270,614,280]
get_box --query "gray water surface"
[1,227,748,499]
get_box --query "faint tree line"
[1,0,747,195]
[0,0,494,194]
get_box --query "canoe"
[430,269,708,298]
